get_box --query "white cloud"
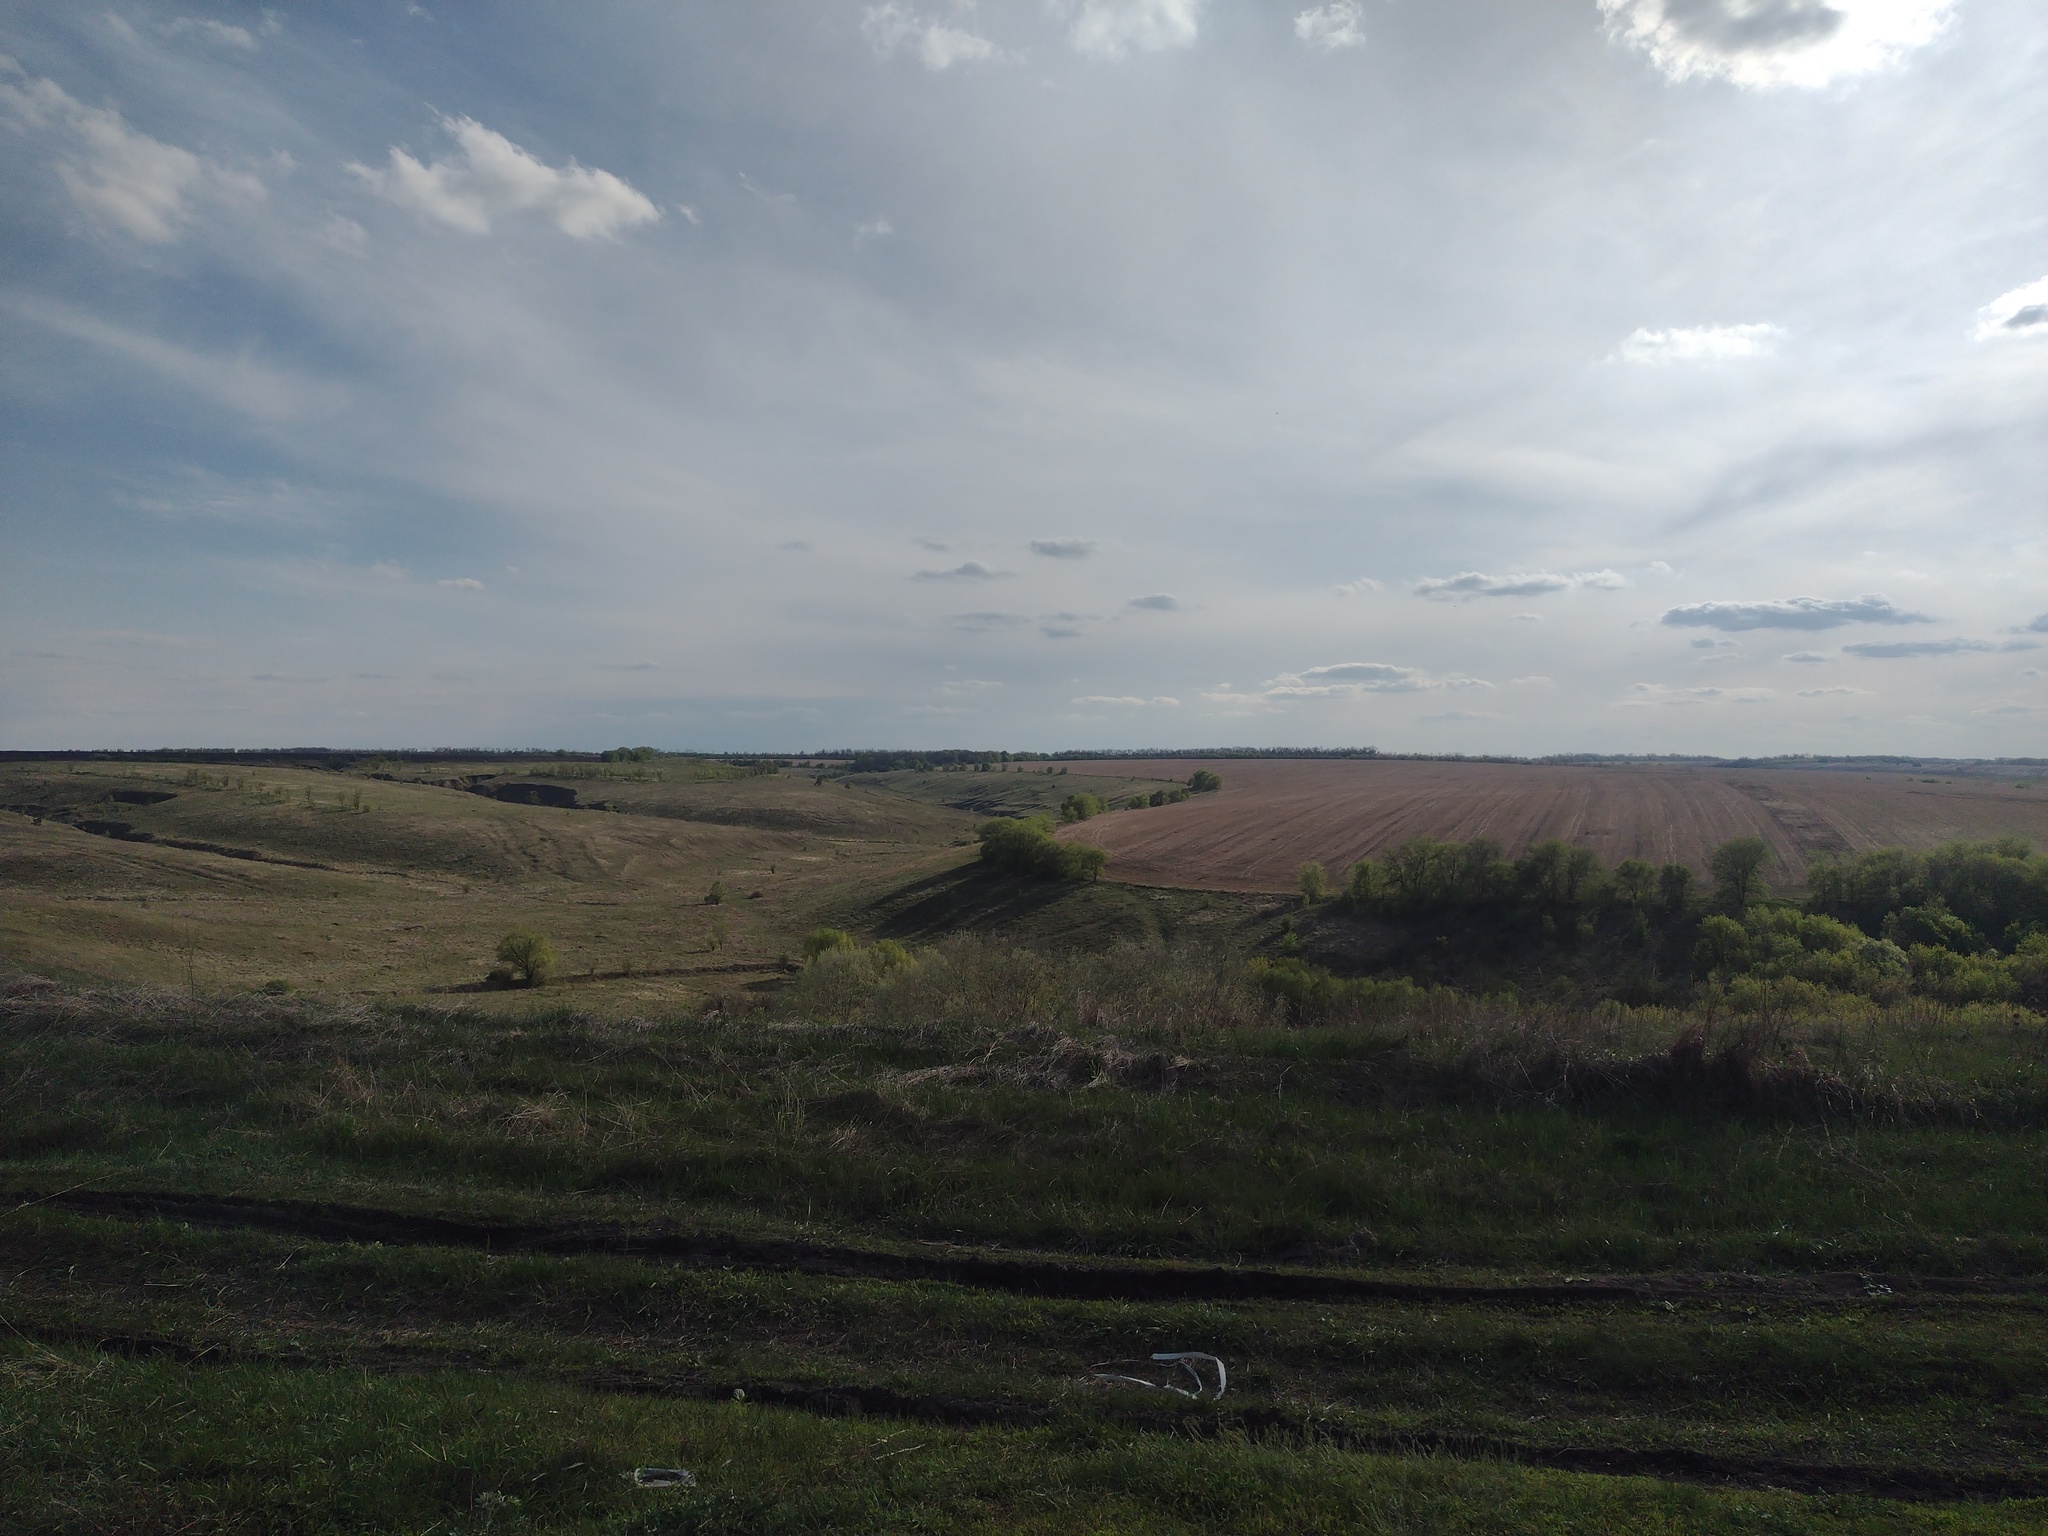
[1061,0,1202,61]
[348,116,660,239]
[438,577,484,590]
[8,296,343,422]
[861,4,1004,69]
[1842,637,1990,657]
[1335,576,1382,596]
[1974,275,2048,341]
[1619,323,1783,363]
[1128,593,1181,610]
[1415,568,1627,600]
[1691,636,1738,648]
[1512,613,1543,623]
[1661,594,1932,631]
[1599,0,1955,89]
[1227,660,1495,701]
[915,560,1011,580]
[854,216,894,242]
[1295,2,1366,51]
[1072,694,1179,706]
[946,611,1030,631]
[935,677,1003,696]
[160,17,259,51]
[2027,615,2048,634]
[1030,538,1098,559]
[0,62,264,241]
[1782,650,1830,662]
[1798,685,1867,695]
[1624,683,1775,706]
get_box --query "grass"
[7,756,2048,1529]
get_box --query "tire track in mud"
[20,1188,2043,1307]
[33,1325,2048,1503]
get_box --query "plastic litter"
[627,1467,697,1489]
[1088,1351,1228,1400]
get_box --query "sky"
[1,0,2043,755]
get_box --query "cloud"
[437,577,484,590]
[1599,0,1955,89]
[946,611,1029,631]
[737,171,796,204]
[915,560,1011,580]
[861,4,1004,69]
[1625,683,1775,706]
[1072,694,1180,707]
[1691,637,1738,649]
[1619,323,1783,363]
[1842,637,1990,657]
[935,677,1002,696]
[854,216,893,241]
[1661,594,1932,631]
[1781,651,1830,663]
[1975,276,2048,341]
[1030,538,1097,559]
[592,661,657,671]
[1512,613,1543,623]
[1240,660,1495,700]
[160,16,265,51]
[348,115,659,239]
[9,297,343,421]
[2027,615,2048,634]
[1062,0,1202,60]
[1128,593,1181,610]
[1998,640,2044,653]
[0,62,264,241]
[1975,703,2044,716]
[1335,576,1382,596]
[1295,2,1366,50]
[1798,686,1867,695]
[1422,709,1502,722]
[1415,569,1627,600]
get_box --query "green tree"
[1059,792,1107,823]
[1343,857,1381,906]
[1613,858,1656,907]
[1187,769,1223,793]
[803,927,857,962]
[1297,860,1328,906]
[1710,837,1772,910]
[495,929,556,987]
[1657,862,1696,914]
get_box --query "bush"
[978,817,1107,881]
[1297,860,1328,906]
[1059,792,1108,823]
[1187,770,1223,793]
[704,881,726,905]
[803,927,858,962]
[495,929,556,987]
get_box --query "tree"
[978,816,1107,881]
[1187,770,1223,793]
[1297,860,1328,906]
[803,927,857,962]
[1710,837,1772,910]
[1059,792,1107,823]
[1344,857,1381,906]
[496,929,556,987]
[1613,858,1656,907]
[1657,862,1695,914]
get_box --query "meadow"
[3,752,2047,1533]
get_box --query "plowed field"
[1057,759,2048,893]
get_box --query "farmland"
[1054,757,2048,894]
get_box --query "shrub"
[1187,770,1223,793]
[704,881,726,905]
[803,927,857,962]
[1343,858,1381,906]
[1297,860,1328,906]
[1059,792,1108,823]
[978,817,1106,881]
[495,929,557,987]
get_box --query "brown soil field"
[1056,759,2048,894]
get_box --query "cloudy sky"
[2,1,2043,754]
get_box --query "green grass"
[8,1350,2042,1534]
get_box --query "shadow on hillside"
[866,863,1093,945]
